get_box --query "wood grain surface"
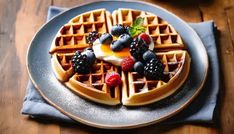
[0,0,233,133]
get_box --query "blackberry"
[144,58,164,80]
[72,51,91,74]
[87,31,99,44]
[130,38,149,60]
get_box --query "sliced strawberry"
[121,56,135,72]
[105,72,122,87]
[138,33,151,44]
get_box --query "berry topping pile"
[127,35,165,80]
[105,72,122,87]
[106,25,133,52]
[78,17,166,88]
[72,48,96,74]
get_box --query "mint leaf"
[128,17,146,37]
[136,26,146,31]
[129,27,137,37]
[129,26,145,37]
[133,17,144,27]
[134,26,145,36]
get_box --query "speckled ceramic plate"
[26,0,208,129]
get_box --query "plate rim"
[26,0,209,129]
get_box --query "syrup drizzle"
[100,44,130,58]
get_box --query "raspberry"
[105,72,122,87]
[139,33,151,44]
[121,56,135,71]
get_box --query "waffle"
[50,9,120,105]
[112,8,184,51]
[49,9,112,53]
[121,50,190,106]
[65,59,121,105]
[50,8,190,106]
[112,8,190,105]
[51,53,120,105]
[51,53,74,82]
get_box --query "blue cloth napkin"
[21,6,220,124]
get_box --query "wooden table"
[0,0,233,133]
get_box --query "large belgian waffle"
[50,8,191,106]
